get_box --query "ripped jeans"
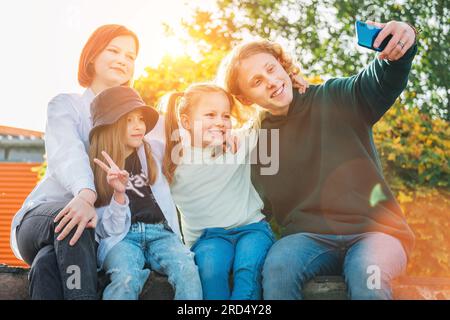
[102,222,202,300]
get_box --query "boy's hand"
[368,20,416,61]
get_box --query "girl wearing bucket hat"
[89,86,202,300]
[11,24,139,300]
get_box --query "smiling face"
[236,52,294,115]
[125,110,146,154]
[180,91,232,148]
[91,35,137,89]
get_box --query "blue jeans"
[262,232,407,300]
[102,222,202,300]
[191,220,275,300]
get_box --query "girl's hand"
[93,151,129,194]
[223,131,239,154]
[291,73,309,94]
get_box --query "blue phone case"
[355,20,392,52]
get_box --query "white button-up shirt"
[10,89,96,260]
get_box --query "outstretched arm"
[326,20,418,125]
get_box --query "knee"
[262,243,300,280]
[262,243,312,294]
[70,227,95,245]
[261,252,305,300]
[262,254,287,278]
[56,227,96,249]
[199,263,228,281]
[262,254,304,294]
[195,255,229,281]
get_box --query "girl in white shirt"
[12,24,139,300]
[161,83,275,300]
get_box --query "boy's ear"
[180,114,190,130]
[235,94,253,106]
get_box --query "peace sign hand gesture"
[94,151,129,194]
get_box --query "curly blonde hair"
[216,39,301,99]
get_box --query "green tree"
[212,0,449,119]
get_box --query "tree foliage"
[215,0,449,119]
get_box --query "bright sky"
[0,0,214,132]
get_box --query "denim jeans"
[16,202,98,300]
[102,222,202,300]
[262,231,407,300]
[191,220,275,300]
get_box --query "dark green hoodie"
[251,45,417,257]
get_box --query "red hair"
[78,24,139,88]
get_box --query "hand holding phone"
[355,20,392,52]
[356,20,416,61]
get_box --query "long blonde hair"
[162,83,252,184]
[216,39,302,102]
[89,113,157,207]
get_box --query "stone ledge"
[1,264,449,300]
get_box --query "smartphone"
[355,20,392,52]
